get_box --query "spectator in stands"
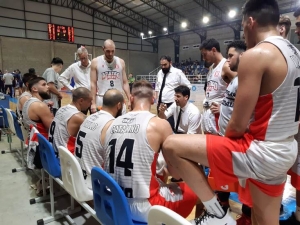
[14,69,22,97]
[28,68,36,76]
[42,57,64,116]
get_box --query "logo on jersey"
[101,71,121,80]
[214,71,220,77]
[220,185,229,190]
[122,118,136,124]
[206,80,218,92]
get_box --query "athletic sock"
[295,206,300,222]
[202,195,226,218]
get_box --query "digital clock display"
[48,24,74,43]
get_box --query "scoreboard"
[48,24,74,43]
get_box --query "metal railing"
[136,74,207,85]
[148,66,161,75]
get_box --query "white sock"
[202,195,226,218]
[295,206,300,221]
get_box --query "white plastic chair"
[58,146,101,224]
[58,146,93,202]
[5,108,16,134]
[148,205,191,225]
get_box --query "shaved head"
[72,87,91,102]
[103,39,115,49]
[131,80,153,101]
[103,89,124,108]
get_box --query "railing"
[148,66,161,75]
[136,74,207,85]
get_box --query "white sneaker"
[190,208,236,225]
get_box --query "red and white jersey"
[249,36,300,141]
[49,104,80,156]
[104,111,160,199]
[27,126,39,169]
[204,58,228,104]
[96,55,123,96]
[22,97,48,138]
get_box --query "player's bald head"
[72,87,91,102]
[131,80,153,101]
[103,89,124,108]
[103,39,115,49]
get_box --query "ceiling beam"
[94,0,162,33]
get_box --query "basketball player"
[163,0,299,224]
[22,77,53,138]
[16,73,37,119]
[277,15,291,39]
[103,80,198,223]
[201,38,236,135]
[76,89,124,188]
[217,40,252,225]
[280,7,300,225]
[90,39,130,114]
[48,87,92,157]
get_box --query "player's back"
[249,36,300,141]
[103,111,156,199]
[48,104,79,155]
[76,110,114,179]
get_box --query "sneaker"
[236,213,251,225]
[280,212,300,225]
[190,208,236,225]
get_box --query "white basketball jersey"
[96,55,123,96]
[76,110,114,178]
[204,58,228,104]
[17,91,32,116]
[218,76,238,135]
[202,58,228,134]
[249,36,300,141]
[22,97,48,137]
[104,111,156,199]
[48,104,79,156]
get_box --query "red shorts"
[206,134,294,206]
[148,182,197,218]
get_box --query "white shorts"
[201,108,219,135]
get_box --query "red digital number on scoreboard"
[48,23,74,43]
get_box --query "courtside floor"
[0,92,295,224]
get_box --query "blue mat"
[230,193,296,220]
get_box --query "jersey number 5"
[108,138,134,176]
[75,131,86,158]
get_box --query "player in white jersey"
[200,38,236,134]
[103,80,198,223]
[76,89,124,188]
[163,1,300,224]
[16,73,37,118]
[90,39,130,114]
[216,40,252,225]
[280,9,300,225]
[48,87,92,157]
